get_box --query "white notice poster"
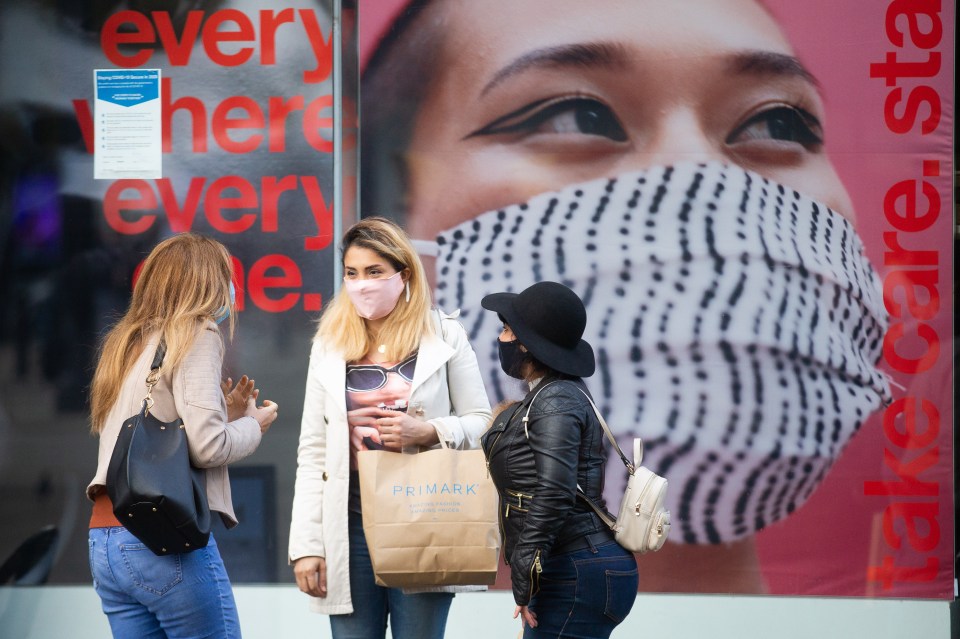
[94,69,161,179]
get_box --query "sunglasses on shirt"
[346,354,417,392]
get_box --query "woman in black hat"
[480,281,638,638]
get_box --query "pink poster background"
[358,0,955,598]
[758,0,954,597]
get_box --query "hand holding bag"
[357,440,500,587]
[106,342,211,556]
[524,383,671,554]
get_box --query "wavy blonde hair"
[89,233,235,433]
[316,217,433,362]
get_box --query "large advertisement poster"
[359,0,955,597]
[0,0,341,583]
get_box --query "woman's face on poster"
[402,0,855,240]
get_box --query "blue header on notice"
[95,69,160,107]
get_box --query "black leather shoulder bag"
[106,341,211,555]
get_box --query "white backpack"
[524,384,671,554]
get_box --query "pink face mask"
[344,271,405,320]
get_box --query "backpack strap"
[522,383,635,473]
[522,381,639,530]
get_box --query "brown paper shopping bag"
[358,445,500,588]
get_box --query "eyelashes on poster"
[424,161,891,544]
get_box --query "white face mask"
[421,161,891,544]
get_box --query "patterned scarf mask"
[424,161,890,544]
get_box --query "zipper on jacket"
[483,429,505,478]
[498,503,507,564]
[528,549,542,600]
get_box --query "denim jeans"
[524,539,638,639]
[88,527,241,639]
[330,510,454,639]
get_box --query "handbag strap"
[143,341,168,414]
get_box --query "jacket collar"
[313,326,455,415]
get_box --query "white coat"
[288,310,492,614]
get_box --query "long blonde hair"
[316,217,433,362]
[89,233,235,433]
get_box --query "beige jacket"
[288,310,492,614]
[87,322,262,528]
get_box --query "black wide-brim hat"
[481,281,595,378]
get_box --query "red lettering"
[156,178,204,233]
[162,78,208,153]
[72,100,94,154]
[302,176,333,250]
[869,51,941,87]
[300,9,333,83]
[883,397,939,450]
[152,11,203,66]
[882,501,940,552]
[883,269,939,320]
[74,86,333,155]
[882,322,939,373]
[304,94,334,153]
[863,447,939,497]
[885,0,943,49]
[249,254,302,312]
[261,176,300,232]
[867,556,939,589]
[267,96,305,152]
[230,256,246,312]
[203,9,256,67]
[104,180,158,234]
[883,86,941,134]
[883,230,938,267]
[205,176,258,233]
[99,9,332,78]
[259,9,296,66]
[883,179,940,231]
[212,97,265,154]
[101,11,154,67]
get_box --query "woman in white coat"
[289,217,492,639]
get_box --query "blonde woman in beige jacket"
[87,233,278,639]
[290,218,491,638]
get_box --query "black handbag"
[106,342,211,556]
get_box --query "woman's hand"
[245,395,278,434]
[347,406,438,451]
[514,605,537,629]
[221,375,256,422]
[293,556,327,598]
[348,407,387,451]
[376,409,439,450]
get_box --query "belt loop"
[587,534,599,554]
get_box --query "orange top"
[89,491,122,528]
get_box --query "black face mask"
[497,339,527,380]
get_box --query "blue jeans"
[525,539,638,639]
[330,510,454,639]
[88,527,241,639]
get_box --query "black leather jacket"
[480,376,609,605]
